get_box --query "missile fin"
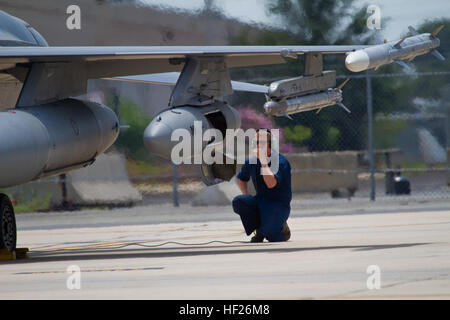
[338,103,351,113]
[395,60,414,72]
[337,78,350,90]
[394,35,408,48]
[431,49,445,61]
[431,25,444,38]
[408,26,419,35]
[281,112,293,120]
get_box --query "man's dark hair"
[256,128,272,149]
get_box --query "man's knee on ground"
[259,226,287,242]
[264,232,287,242]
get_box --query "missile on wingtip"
[263,87,347,117]
[345,25,445,72]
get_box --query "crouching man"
[232,128,291,242]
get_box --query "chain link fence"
[3,71,450,211]
[157,70,450,206]
[274,71,450,202]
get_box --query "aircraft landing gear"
[0,194,17,252]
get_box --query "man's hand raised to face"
[254,130,277,188]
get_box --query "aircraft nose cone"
[345,50,370,72]
[143,119,173,160]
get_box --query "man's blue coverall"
[232,152,292,242]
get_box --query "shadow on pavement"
[4,242,431,265]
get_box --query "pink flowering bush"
[236,106,294,153]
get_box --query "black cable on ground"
[32,240,252,253]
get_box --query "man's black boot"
[250,230,265,243]
[282,222,291,241]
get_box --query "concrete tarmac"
[1,206,450,299]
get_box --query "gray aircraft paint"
[0,99,119,187]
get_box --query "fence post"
[366,70,376,201]
[172,161,179,207]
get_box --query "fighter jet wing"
[104,72,269,94]
[0,45,367,60]
[0,44,370,106]
[0,45,368,76]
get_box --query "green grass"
[110,97,152,162]
[13,194,52,213]
[391,161,447,177]
[126,159,168,177]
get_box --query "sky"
[139,0,450,40]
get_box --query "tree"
[231,0,389,151]
[111,97,152,161]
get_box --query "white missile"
[345,25,445,72]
